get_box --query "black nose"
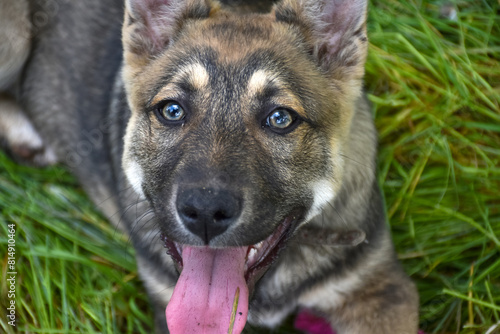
[176,188,242,244]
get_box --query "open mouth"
[161,214,297,286]
[160,214,299,334]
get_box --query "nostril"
[213,210,230,222]
[181,207,199,220]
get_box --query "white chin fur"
[124,159,146,199]
[305,180,336,222]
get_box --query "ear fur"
[123,0,213,62]
[273,0,368,81]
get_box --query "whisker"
[115,193,147,235]
[327,201,348,227]
[339,153,370,169]
[94,184,134,210]
[128,208,156,243]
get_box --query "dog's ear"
[123,0,213,62]
[273,0,368,81]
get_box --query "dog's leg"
[330,270,419,334]
[300,259,419,334]
[297,224,419,334]
[0,0,57,166]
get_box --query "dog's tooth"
[248,247,258,261]
[176,243,183,256]
[255,241,264,250]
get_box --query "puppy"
[0,0,419,333]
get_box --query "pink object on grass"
[294,310,336,334]
[294,310,427,334]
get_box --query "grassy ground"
[1,0,499,333]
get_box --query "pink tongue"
[166,246,249,334]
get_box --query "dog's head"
[121,0,368,332]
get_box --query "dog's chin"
[160,213,300,292]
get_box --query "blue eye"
[268,109,292,128]
[265,108,299,133]
[160,102,185,122]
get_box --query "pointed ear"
[123,0,213,59]
[273,0,368,81]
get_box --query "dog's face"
[122,0,367,248]
[121,0,368,331]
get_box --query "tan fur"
[246,70,274,96]
[181,62,210,90]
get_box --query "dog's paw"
[8,142,57,167]
[0,96,57,167]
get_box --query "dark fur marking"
[372,283,406,307]
[274,6,300,26]
[127,13,136,26]
[183,2,211,20]
[354,26,368,42]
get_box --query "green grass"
[366,1,499,333]
[1,0,499,333]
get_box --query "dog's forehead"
[172,12,300,70]
[193,14,277,59]
[139,14,326,123]
[151,43,305,109]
